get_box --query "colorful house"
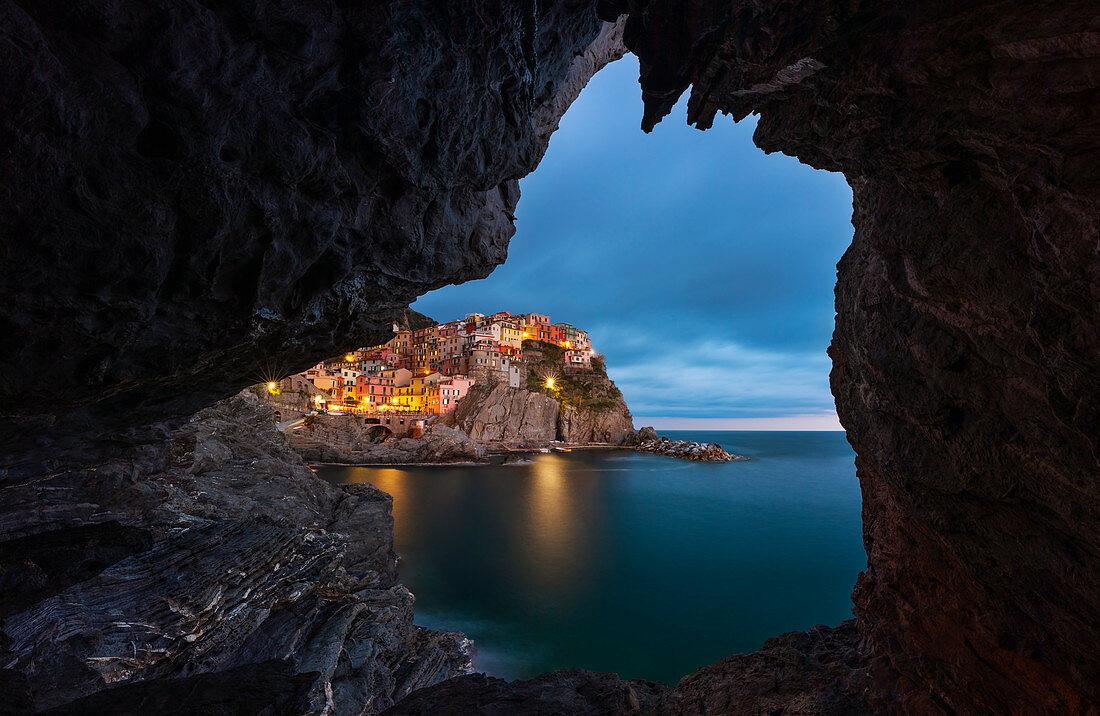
[435,375,474,414]
[564,349,591,368]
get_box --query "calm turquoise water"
[315,430,864,685]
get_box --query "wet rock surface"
[635,436,743,462]
[1,395,470,713]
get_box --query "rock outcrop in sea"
[2,395,470,712]
[635,436,743,462]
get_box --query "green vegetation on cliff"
[522,340,623,412]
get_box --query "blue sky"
[413,55,853,429]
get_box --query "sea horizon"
[635,414,845,432]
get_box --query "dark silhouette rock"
[387,622,870,715]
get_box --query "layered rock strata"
[1,395,470,713]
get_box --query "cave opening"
[5,2,1095,712]
[323,54,864,685]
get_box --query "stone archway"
[367,425,394,443]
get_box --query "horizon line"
[634,414,845,431]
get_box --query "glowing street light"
[345,353,355,362]
[267,381,279,394]
[545,377,555,389]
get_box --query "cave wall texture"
[2,0,1099,713]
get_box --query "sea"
[315,430,865,686]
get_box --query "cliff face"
[0,0,625,473]
[558,404,635,445]
[2,395,469,713]
[441,383,561,445]
[440,364,635,447]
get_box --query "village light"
[267,381,278,394]
[345,354,355,361]
[546,378,555,389]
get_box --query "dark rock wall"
[601,0,1099,712]
[384,622,871,715]
[0,0,623,472]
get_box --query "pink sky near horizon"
[634,413,845,431]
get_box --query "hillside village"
[268,311,598,418]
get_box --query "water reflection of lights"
[524,456,586,592]
[364,469,412,545]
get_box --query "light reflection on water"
[317,431,864,685]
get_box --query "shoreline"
[307,444,628,469]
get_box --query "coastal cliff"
[440,383,561,445]
[2,395,470,713]
[440,341,635,446]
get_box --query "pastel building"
[438,332,470,373]
[564,349,591,368]
[497,321,524,349]
[355,374,397,407]
[380,367,412,388]
[436,375,473,414]
[394,372,442,412]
